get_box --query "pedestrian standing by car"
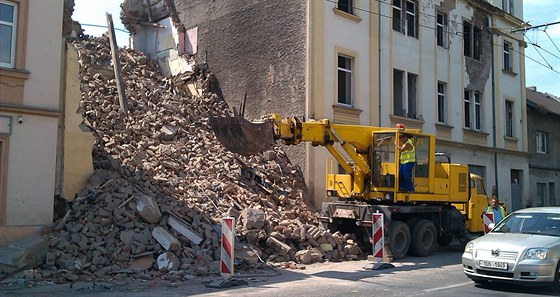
[482,197,507,224]
[394,133,415,192]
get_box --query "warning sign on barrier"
[372,213,384,263]
[221,217,235,278]
[483,212,494,234]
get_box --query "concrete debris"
[28,36,363,284]
[152,226,181,251]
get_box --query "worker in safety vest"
[394,133,415,192]
[482,197,507,224]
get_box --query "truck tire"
[388,221,411,259]
[410,219,437,257]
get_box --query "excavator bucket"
[208,111,275,155]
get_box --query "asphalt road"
[2,244,559,297]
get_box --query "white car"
[462,207,560,285]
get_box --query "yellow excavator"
[209,112,490,258]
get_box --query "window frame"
[464,90,471,128]
[436,11,447,48]
[503,41,512,71]
[392,0,417,38]
[536,131,547,154]
[337,0,354,15]
[474,92,482,130]
[405,0,417,38]
[337,54,353,106]
[464,89,483,131]
[392,69,418,119]
[463,20,482,61]
[0,0,18,68]
[437,82,446,123]
[505,100,513,137]
[508,0,514,15]
[392,0,403,33]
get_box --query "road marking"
[423,281,472,292]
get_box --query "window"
[407,73,417,118]
[437,82,446,123]
[463,21,471,57]
[536,131,547,154]
[502,0,514,15]
[463,21,481,60]
[436,12,447,48]
[509,0,514,15]
[337,0,354,14]
[464,89,482,130]
[393,0,417,38]
[337,55,353,106]
[405,0,416,37]
[503,41,512,71]
[505,100,513,137]
[474,92,481,130]
[473,26,481,60]
[393,0,403,33]
[393,69,417,119]
[0,0,17,68]
[393,69,404,116]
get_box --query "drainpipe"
[487,16,499,198]
[378,0,382,127]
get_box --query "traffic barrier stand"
[483,212,494,234]
[364,212,394,270]
[220,216,235,278]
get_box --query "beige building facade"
[0,0,93,244]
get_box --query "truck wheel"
[410,219,436,257]
[388,221,411,259]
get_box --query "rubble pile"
[36,36,362,283]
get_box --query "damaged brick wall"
[464,9,492,92]
[172,0,308,171]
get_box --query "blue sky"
[73,0,560,96]
[523,0,560,96]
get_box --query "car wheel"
[555,260,560,287]
[388,221,411,259]
[410,219,437,257]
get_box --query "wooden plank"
[106,13,128,116]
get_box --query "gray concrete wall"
[174,0,308,169]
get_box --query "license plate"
[479,260,508,270]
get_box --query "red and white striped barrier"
[220,216,235,278]
[483,212,494,234]
[372,213,384,262]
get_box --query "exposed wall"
[63,44,94,201]
[173,1,307,153]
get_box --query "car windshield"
[492,212,560,236]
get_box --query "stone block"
[135,195,161,224]
[152,226,180,251]
[167,215,203,245]
[241,208,265,230]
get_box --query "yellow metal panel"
[326,174,352,198]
